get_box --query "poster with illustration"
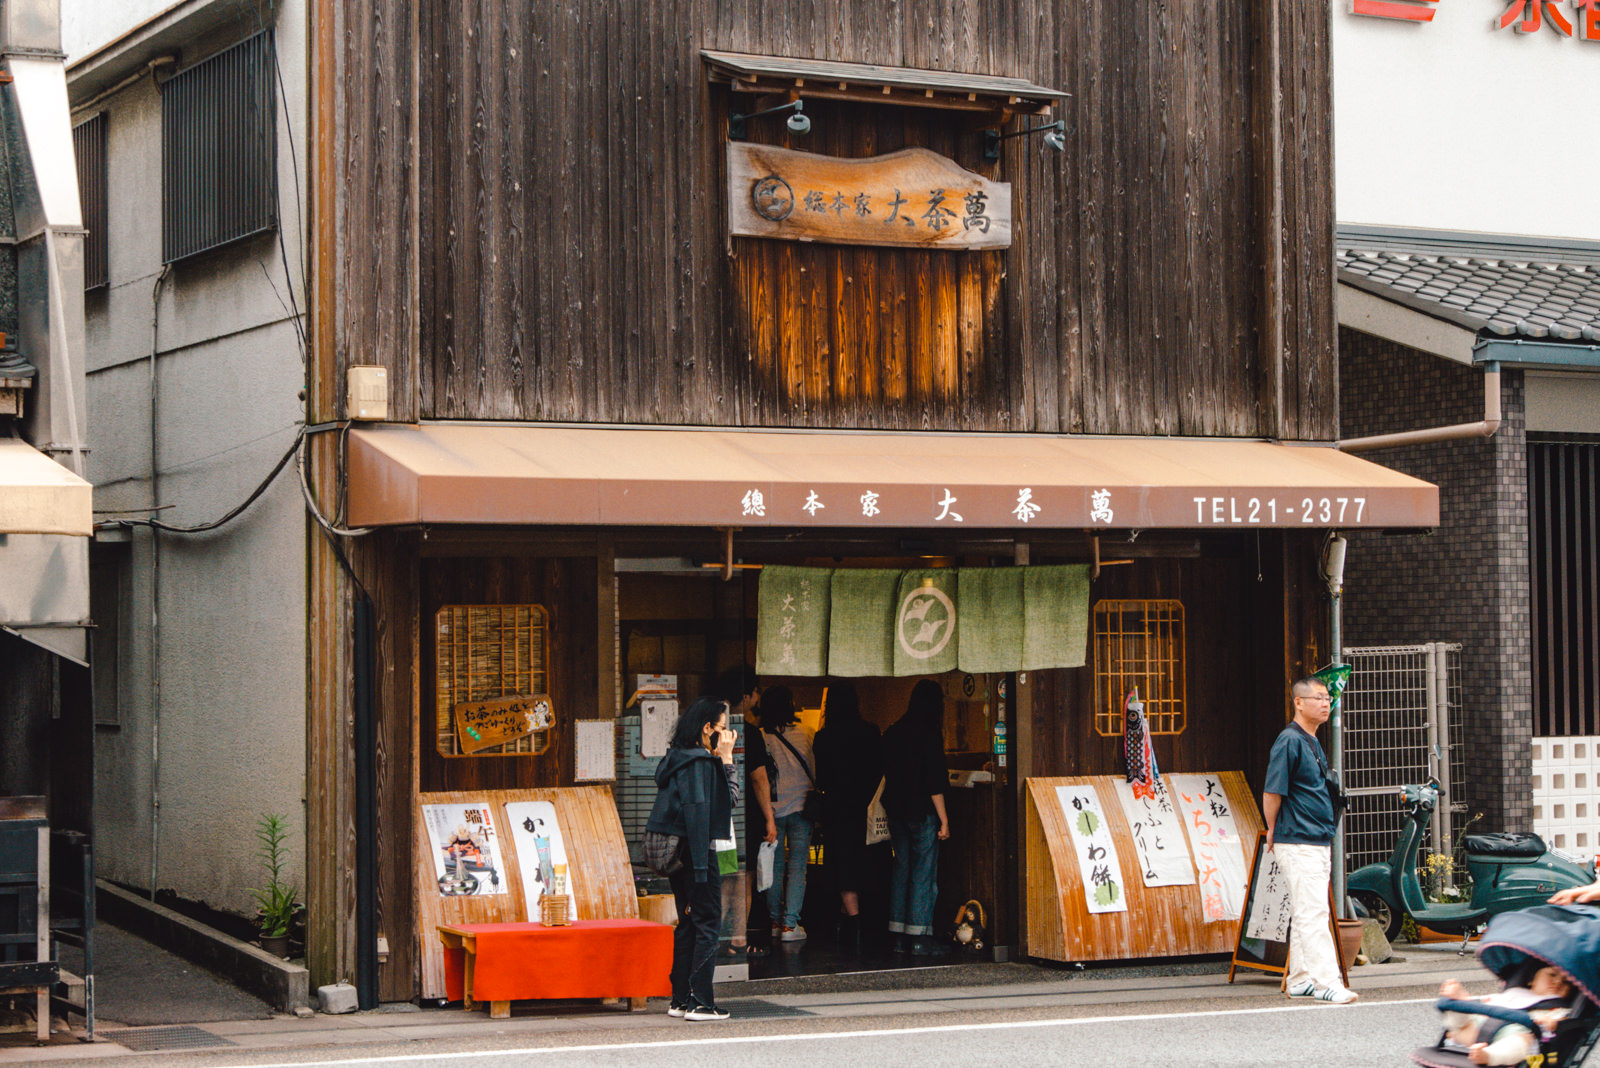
[504,800,571,915]
[1055,785,1128,914]
[1169,773,1247,923]
[422,801,508,897]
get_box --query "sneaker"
[780,925,808,942]
[684,1003,731,1022]
[667,1002,687,1018]
[1317,985,1359,1004]
[1286,980,1317,999]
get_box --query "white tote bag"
[865,778,891,846]
[755,839,777,892]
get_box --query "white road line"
[229,996,1438,1068]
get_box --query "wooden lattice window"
[1092,599,1186,737]
[435,604,551,757]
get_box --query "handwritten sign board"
[453,693,554,755]
[1228,831,1349,988]
[727,143,1011,251]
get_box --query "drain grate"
[104,1025,238,1052]
[721,998,816,1020]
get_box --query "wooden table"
[437,919,673,1018]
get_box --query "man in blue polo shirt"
[1263,677,1357,1005]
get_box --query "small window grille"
[1093,599,1186,736]
[160,30,277,264]
[73,113,108,290]
[434,605,551,757]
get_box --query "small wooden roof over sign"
[701,50,1066,114]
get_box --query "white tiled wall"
[1532,737,1598,855]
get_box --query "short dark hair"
[669,697,728,750]
[826,682,860,722]
[1292,677,1330,700]
[758,685,797,730]
[708,665,758,704]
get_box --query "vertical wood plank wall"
[1024,773,1264,962]
[332,0,1335,439]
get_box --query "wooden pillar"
[1012,542,1032,958]
[1253,0,1284,441]
[596,534,617,719]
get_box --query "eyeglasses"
[1299,694,1333,703]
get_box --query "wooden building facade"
[304,0,1429,1000]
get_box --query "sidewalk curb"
[96,881,311,1014]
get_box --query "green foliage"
[251,814,300,939]
[1400,913,1420,945]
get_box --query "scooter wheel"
[1353,891,1401,941]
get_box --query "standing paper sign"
[1112,778,1196,887]
[1169,773,1247,922]
[1243,839,1292,944]
[422,801,508,897]
[1055,785,1128,914]
[504,800,570,915]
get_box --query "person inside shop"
[882,678,950,957]
[814,680,884,953]
[646,696,740,1022]
[1262,677,1358,1005]
[760,685,816,943]
[708,665,774,958]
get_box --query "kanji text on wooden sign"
[727,144,1011,251]
[454,693,555,755]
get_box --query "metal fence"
[1341,643,1465,874]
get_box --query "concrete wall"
[64,0,185,61]
[1333,6,1600,241]
[1339,328,1531,833]
[74,0,309,920]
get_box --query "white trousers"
[1274,842,1342,992]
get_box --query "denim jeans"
[766,812,812,929]
[668,852,723,1008]
[887,813,940,936]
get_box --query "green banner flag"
[956,567,1025,673]
[826,569,901,677]
[756,566,832,676]
[1021,564,1090,671]
[892,569,960,676]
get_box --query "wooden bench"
[438,919,672,1018]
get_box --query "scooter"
[1347,780,1596,947]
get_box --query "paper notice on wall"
[641,699,679,758]
[574,719,616,782]
[504,800,571,917]
[1169,773,1247,922]
[422,801,508,898]
[1243,844,1293,943]
[1054,785,1128,914]
[1112,778,1196,887]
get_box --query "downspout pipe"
[1338,361,1501,453]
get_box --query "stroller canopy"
[1478,903,1600,1005]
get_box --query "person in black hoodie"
[814,681,883,952]
[882,678,950,956]
[647,697,740,1021]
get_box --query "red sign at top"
[1352,0,1600,40]
[1351,0,1439,21]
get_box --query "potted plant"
[252,813,300,959]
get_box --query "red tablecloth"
[440,919,673,1002]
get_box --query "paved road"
[72,992,1451,1068]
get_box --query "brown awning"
[701,50,1066,114]
[347,425,1438,531]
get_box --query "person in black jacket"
[881,678,950,956]
[814,682,883,952]
[647,697,740,1021]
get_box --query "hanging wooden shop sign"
[727,143,1011,251]
[453,693,554,755]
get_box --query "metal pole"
[1326,535,1349,919]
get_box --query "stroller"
[1413,904,1600,1068]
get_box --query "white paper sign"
[1243,842,1293,943]
[422,801,508,897]
[1169,773,1247,923]
[575,719,616,782]
[641,699,679,758]
[504,800,571,916]
[1055,785,1128,914]
[1112,779,1196,887]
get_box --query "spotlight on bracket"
[983,119,1066,162]
[729,99,809,141]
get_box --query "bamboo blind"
[1092,599,1186,736]
[435,605,550,756]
